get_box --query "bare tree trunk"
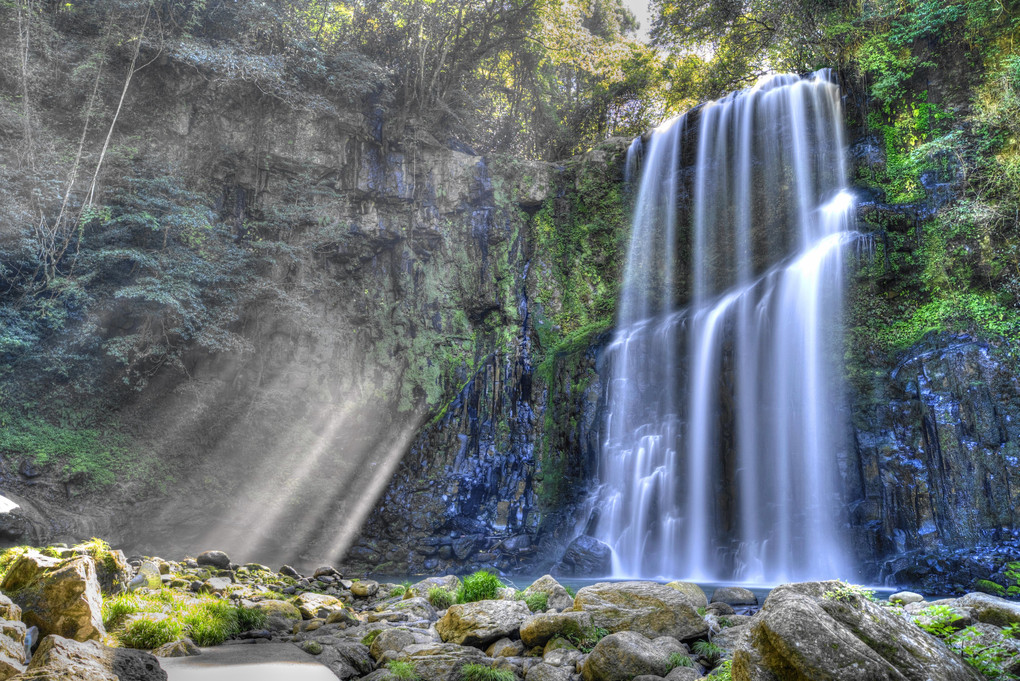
[16,0,35,170]
[85,1,153,208]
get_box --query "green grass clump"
[428,586,456,609]
[521,592,548,612]
[566,625,609,653]
[105,588,267,649]
[456,571,504,603]
[235,606,268,632]
[692,640,724,662]
[388,660,419,680]
[822,581,876,605]
[102,593,144,629]
[666,652,695,670]
[181,600,236,646]
[118,615,184,649]
[461,664,515,681]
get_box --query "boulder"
[436,600,531,647]
[527,663,573,681]
[303,639,373,680]
[710,587,757,607]
[91,549,132,596]
[195,551,231,569]
[1,553,104,642]
[151,638,201,657]
[200,577,233,595]
[664,583,707,608]
[294,593,346,619]
[15,635,166,681]
[957,592,1020,627]
[664,669,699,681]
[352,580,380,598]
[520,612,591,648]
[889,591,924,606]
[391,642,488,681]
[371,629,417,661]
[735,581,984,681]
[542,647,581,668]
[251,599,302,621]
[314,566,342,579]
[409,576,461,597]
[522,576,574,612]
[392,598,438,622]
[0,595,27,680]
[553,536,612,577]
[486,638,523,658]
[573,582,708,641]
[581,631,670,681]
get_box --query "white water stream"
[596,71,856,582]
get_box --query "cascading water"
[595,71,857,582]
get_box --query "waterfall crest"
[595,71,856,582]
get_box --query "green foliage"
[916,604,963,639]
[427,586,456,610]
[823,581,877,606]
[456,571,504,604]
[566,625,610,653]
[235,606,269,632]
[104,588,263,649]
[916,605,1017,678]
[692,640,724,662]
[0,410,134,489]
[518,591,548,613]
[362,630,383,646]
[711,659,733,681]
[563,585,577,598]
[976,579,1008,597]
[461,664,515,681]
[0,547,30,581]
[118,615,184,649]
[388,661,419,681]
[666,652,695,670]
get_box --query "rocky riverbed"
[0,542,1016,680]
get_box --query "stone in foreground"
[573,582,708,641]
[436,600,531,647]
[1,553,105,641]
[581,631,670,681]
[734,581,983,681]
[15,634,166,680]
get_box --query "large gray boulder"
[956,592,1020,627]
[520,612,591,648]
[391,643,488,681]
[664,583,707,608]
[711,586,757,607]
[370,629,417,661]
[734,581,984,681]
[581,631,670,681]
[573,582,708,641]
[14,634,166,681]
[1,553,104,642]
[436,600,531,647]
[523,576,574,612]
[0,594,26,680]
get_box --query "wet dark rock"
[195,551,231,569]
[552,536,612,577]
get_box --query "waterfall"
[595,71,856,582]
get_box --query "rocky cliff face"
[1,21,1018,589]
